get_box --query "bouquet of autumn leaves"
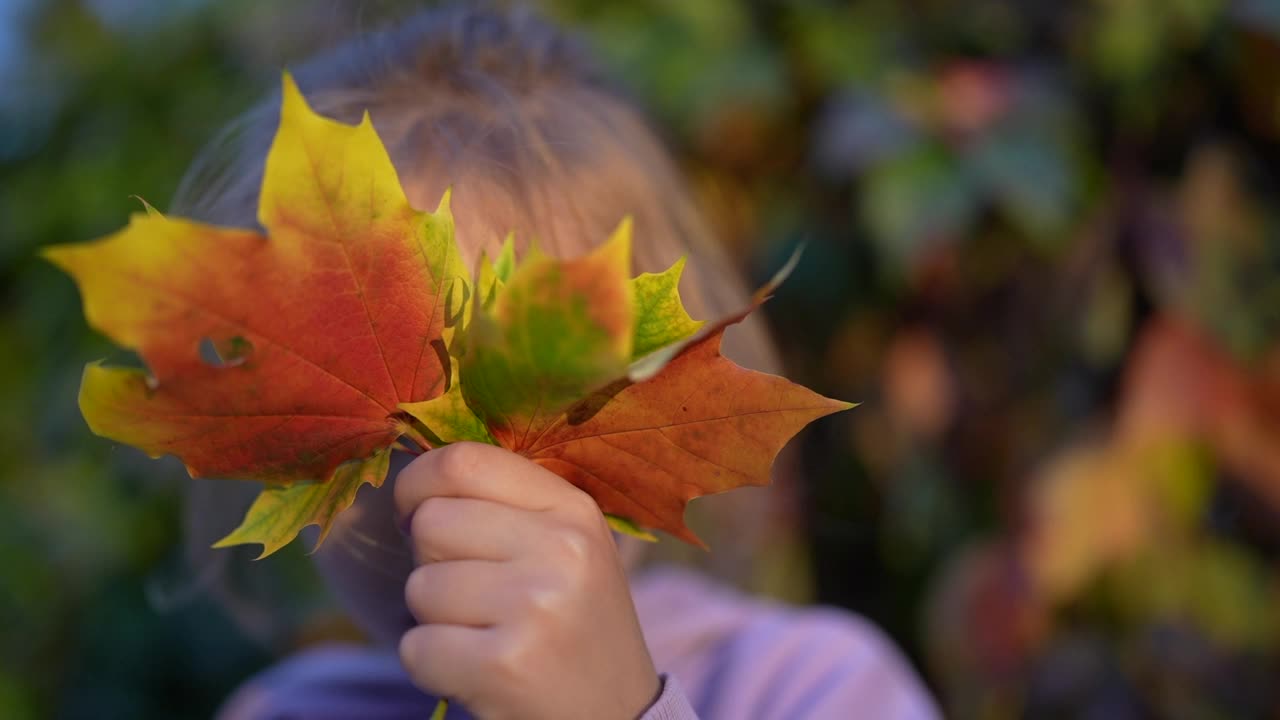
[45,75,851,559]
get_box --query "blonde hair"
[175,4,800,646]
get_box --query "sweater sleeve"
[632,568,941,720]
[640,675,700,720]
[690,609,940,719]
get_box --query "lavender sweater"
[219,567,940,719]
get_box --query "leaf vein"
[298,130,400,402]
[110,268,388,413]
[531,404,836,454]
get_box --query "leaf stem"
[396,420,433,456]
[389,441,421,456]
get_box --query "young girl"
[181,6,939,719]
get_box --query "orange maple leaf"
[45,75,466,553]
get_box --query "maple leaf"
[404,233,853,546]
[214,448,393,558]
[49,74,851,558]
[45,74,467,556]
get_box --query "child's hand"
[394,442,662,720]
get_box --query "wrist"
[629,671,664,720]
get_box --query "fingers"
[399,623,495,698]
[394,442,596,522]
[407,496,542,563]
[393,445,654,719]
[405,560,509,627]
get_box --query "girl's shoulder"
[631,565,941,719]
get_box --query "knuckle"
[432,442,483,482]
[564,488,601,521]
[520,575,564,620]
[555,525,588,558]
[548,525,592,566]
[488,629,531,681]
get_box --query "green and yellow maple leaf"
[405,227,850,546]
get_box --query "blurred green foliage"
[4,0,1280,718]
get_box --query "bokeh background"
[4,0,1280,717]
